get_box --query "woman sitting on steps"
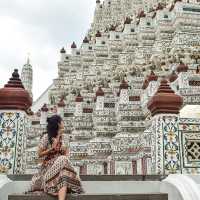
[31,115,84,200]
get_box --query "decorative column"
[146,157,152,175]
[141,157,147,175]
[123,17,132,34]
[71,41,77,56]
[95,31,103,46]
[137,159,142,175]
[40,103,48,127]
[109,25,117,40]
[119,79,129,104]
[75,93,83,116]
[96,0,101,9]
[96,87,104,110]
[82,37,89,51]
[132,160,137,175]
[110,160,115,175]
[103,162,108,175]
[146,71,158,97]
[147,79,183,175]
[57,97,66,118]
[176,61,189,90]
[0,69,32,174]
[60,47,66,62]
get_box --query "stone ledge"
[9,193,168,200]
[7,175,167,181]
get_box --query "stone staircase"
[2,175,168,200]
[8,193,168,200]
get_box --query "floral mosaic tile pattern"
[162,116,181,174]
[180,118,200,174]
[152,115,181,175]
[0,112,26,174]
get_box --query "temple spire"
[27,53,30,65]
[21,54,33,98]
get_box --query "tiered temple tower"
[10,0,200,175]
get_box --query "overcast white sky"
[0,0,96,100]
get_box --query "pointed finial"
[71,42,77,49]
[27,53,30,65]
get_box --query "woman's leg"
[58,186,67,200]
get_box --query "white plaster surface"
[82,181,161,194]
[161,175,200,200]
[0,179,31,200]
[0,175,12,189]
[0,180,161,199]
[160,181,183,200]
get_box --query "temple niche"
[2,0,199,176]
[115,161,132,175]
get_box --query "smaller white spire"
[21,53,33,98]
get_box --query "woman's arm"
[38,136,61,158]
[38,147,54,158]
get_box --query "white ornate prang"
[21,57,33,98]
[24,0,200,175]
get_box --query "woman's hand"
[61,147,69,156]
[38,147,54,158]
[38,137,61,158]
[52,137,60,151]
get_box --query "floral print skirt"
[31,155,84,195]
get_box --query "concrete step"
[7,175,167,181]
[2,175,167,200]
[8,193,168,200]
[5,175,164,194]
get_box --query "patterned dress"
[31,134,83,195]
